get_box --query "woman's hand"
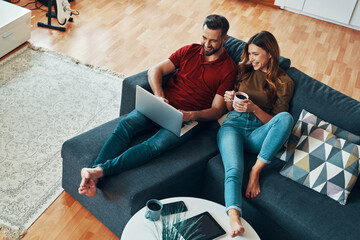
[233,99,257,113]
[224,90,235,103]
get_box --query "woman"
[217,31,294,237]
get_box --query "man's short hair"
[203,14,229,37]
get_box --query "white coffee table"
[121,197,260,240]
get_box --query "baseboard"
[241,0,280,9]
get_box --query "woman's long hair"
[235,31,284,101]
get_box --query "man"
[78,14,237,197]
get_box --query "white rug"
[0,45,125,240]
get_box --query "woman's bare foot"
[78,167,103,197]
[246,159,266,198]
[228,209,245,237]
[245,169,261,198]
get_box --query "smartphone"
[161,200,188,216]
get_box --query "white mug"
[232,91,249,109]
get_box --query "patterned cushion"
[280,122,360,205]
[276,109,360,162]
[299,110,360,144]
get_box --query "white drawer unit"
[0,1,31,58]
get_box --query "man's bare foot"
[79,167,103,197]
[78,179,98,197]
[245,169,261,198]
[228,209,245,237]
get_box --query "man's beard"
[202,45,221,56]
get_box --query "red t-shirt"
[164,44,237,111]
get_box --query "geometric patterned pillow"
[299,109,360,144]
[280,122,360,205]
[275,109,360,162]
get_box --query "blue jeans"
[93,110,199,177]
[217,111,294,215]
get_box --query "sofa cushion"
[61,116,220,237]
[224,36,291,70]
[280,121,360,205]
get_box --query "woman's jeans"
[217,111,294,215]
[93,109,199,177]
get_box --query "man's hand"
[155,96,169,104]
[179,110,195,122]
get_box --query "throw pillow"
[280,122,360,205]
[299,109,360,144]
[276,109,360,162]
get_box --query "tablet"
[173,211,226,240]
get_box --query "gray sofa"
[61,36,360,240]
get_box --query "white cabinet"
[303,0,357,24]
[275,0,360,30]
[350,1,360,27]
[0,1,31,58]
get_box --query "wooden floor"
[1,0,359,239]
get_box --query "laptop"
[135,85,198,137]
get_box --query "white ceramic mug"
[232,91,249,109]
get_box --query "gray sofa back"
[287,67,360,136]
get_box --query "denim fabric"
[93,109,199,177]
[217,111,294,215]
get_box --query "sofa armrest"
[120,70,148,116]
[119,70,175,116]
